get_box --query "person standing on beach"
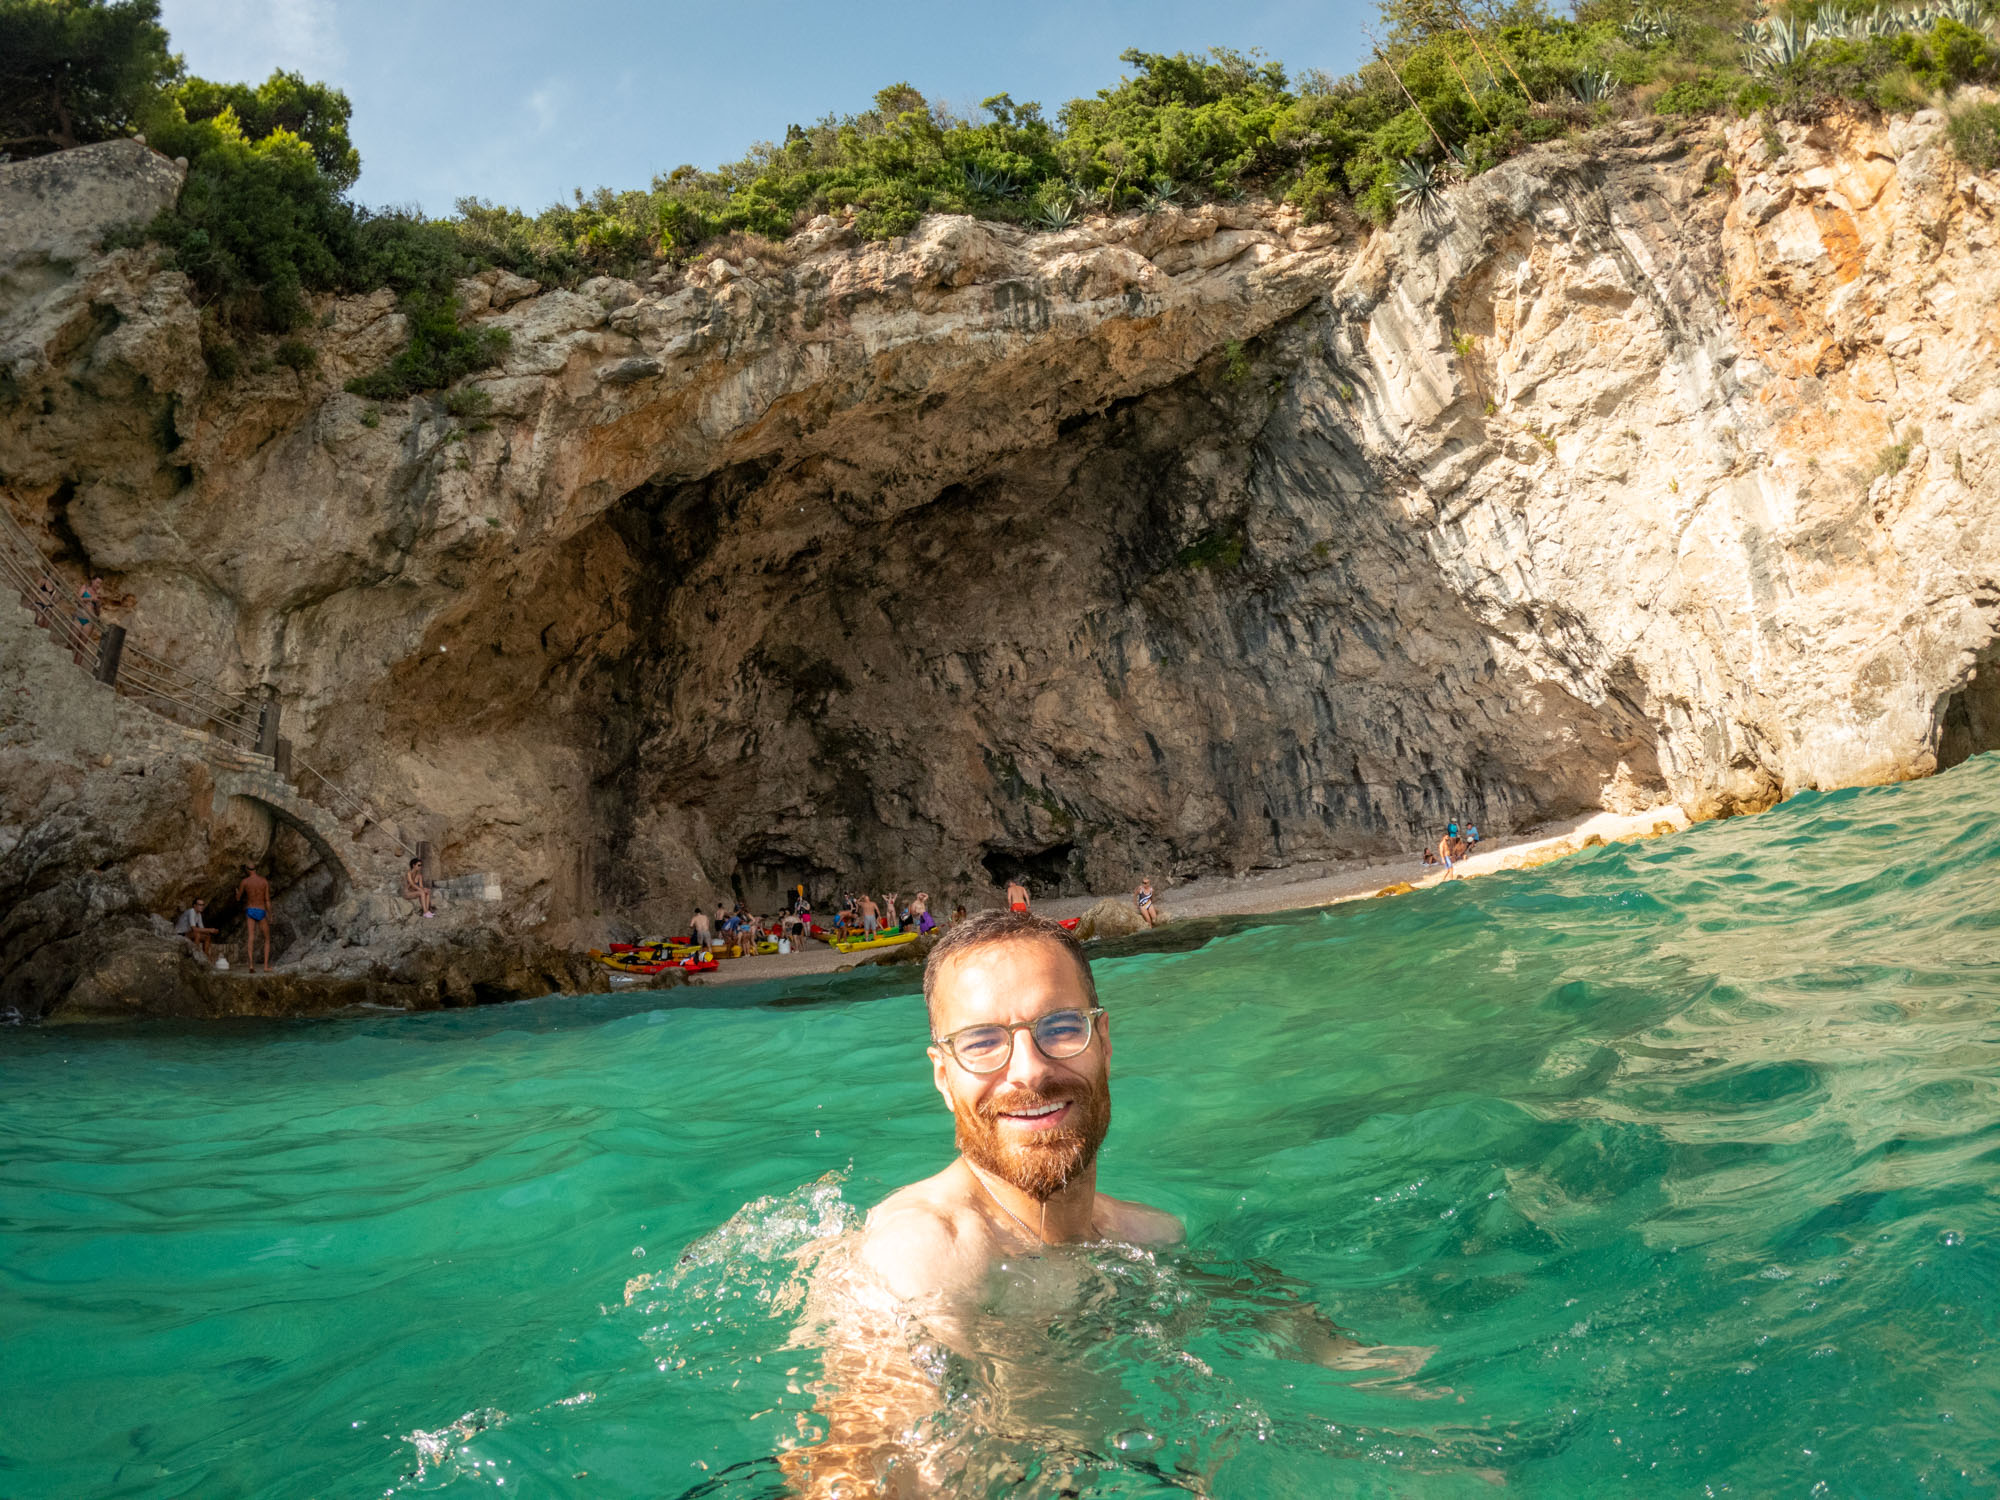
[1006,879,1030,914]
[1134,878,1157,927]
[236,863,273,971]
[859,894,881,936]
[691,905,712,947]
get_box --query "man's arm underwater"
[779,1203,989,1498]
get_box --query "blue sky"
[157,0,1379,216]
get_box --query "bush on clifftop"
[17,0,2000,396]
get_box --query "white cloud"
[525,83,562,137]
[160,0,346,83]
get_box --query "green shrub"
[441,385,492,419]
[142,78,356,331]
[1176,527,1247,571]
[1655,72,1732,115]
[273,336,317,371]
[1948,100,2000,170]
[344,290,509,400]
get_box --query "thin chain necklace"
[970,1164,1100,1245]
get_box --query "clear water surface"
[5,758,2000,1497]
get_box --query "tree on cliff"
[0,0,177,156]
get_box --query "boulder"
[1073,897,1155,941]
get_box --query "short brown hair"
[922,908,1098,1034]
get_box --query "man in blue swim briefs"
[236,862,273,971]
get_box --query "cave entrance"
[980,842,1081,896]
[1937,654,2000,773]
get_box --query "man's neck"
[962,1158,1098,1244]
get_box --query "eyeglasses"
[933,1008,1106,1073]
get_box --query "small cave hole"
[1937,658,2000,772]
[980,842,1080,894]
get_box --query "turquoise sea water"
[5,760,2000,1498]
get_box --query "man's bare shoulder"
[1096,1192,1184,1247]
[855,1170,998,1302]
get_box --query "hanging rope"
[1372,45,1455,157]
[1454,5,1540,106]
[1442,42,1494,129]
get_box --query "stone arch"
[212,770,370,895]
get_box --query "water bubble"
[1940,1230,1965,1247]
[1111,1428,1161,1453]
[632,1246,645,1258]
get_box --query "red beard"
[954,1077,1112,1202]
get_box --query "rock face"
[4,111,1999,1016]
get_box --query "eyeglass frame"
[931,1006,1108,1074]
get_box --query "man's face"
[928,939,1112,1202]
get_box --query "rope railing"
[0,504,265,748]
[290,756,418,859]
[1,508,414,861]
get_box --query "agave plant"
[1031,194,1080,231]
[1751,16,1812,72]
[1141,176,1182,213]
[1061,178,1109,213]
[961,163,1017,200]
[1392,158,1450,222]
[1571,68,1618,103]
[1622,6,1674,44]
[1930,0,1998,33]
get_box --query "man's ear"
[1098,1012,1112,1063]
[928,1045,954,1109]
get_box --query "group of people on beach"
[683,887,954,955]
[1421,820,1481,876]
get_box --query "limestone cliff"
[4,106,1998,1018]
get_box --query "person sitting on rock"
[1135,878,1157,928]
[175,898,216,960]
[401,857,434,916]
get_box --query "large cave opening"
[428,314,1676,931]
[1936,655,2000,772]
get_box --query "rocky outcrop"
[5,107,2000,1017]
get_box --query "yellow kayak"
[831,931,918,954]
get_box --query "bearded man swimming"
[787,911,1427,1496]
[856,909,1180,1303]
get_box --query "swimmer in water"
[787,912,1433,1493]
[860,909,1181,1288]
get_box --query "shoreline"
[687,804,1691,986]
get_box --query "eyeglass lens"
[951,1010,1094,1071]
